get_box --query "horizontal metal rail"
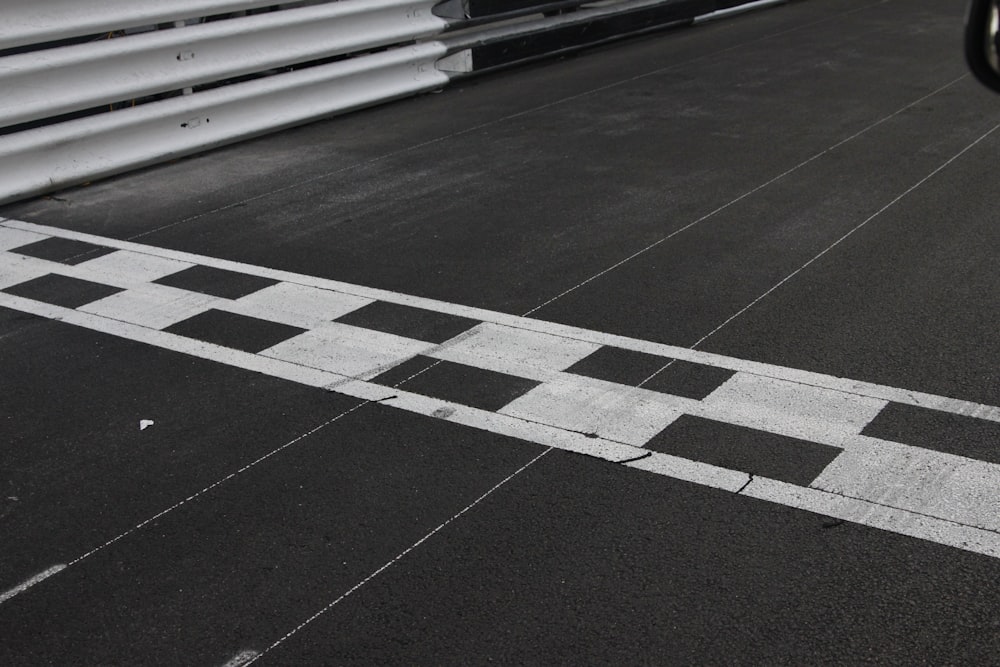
[1,1,446,128]
[0,0,303,51]
[0,44,449,203]
[0,0,784,205]
[438,0,715,74]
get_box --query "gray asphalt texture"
[3,0,1000,663]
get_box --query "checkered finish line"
[3,218,1000,559]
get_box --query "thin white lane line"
[389,358,444,388]
[121,0,878,244]
[220,650,260,667]
[0,565,67,606]
[65,400,370,569]
[636,357,676,389]
[521,73,969,316]
[246,447,552,665]
[688,121,1000,350]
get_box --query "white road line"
[812,437,1000,534]
[742,478,1000,559]
[520,73,970,317]
[229,282,372,330]
[80,285,222,331]
[0,225,46,251]
[245,448,553,665]
[74,250,194,284]
[3,214,1000,578]
[333,380,642,462]
[262,323,435,380]
[60,402,372,569]
[626,452,750,492]
[441,322,601,371]
[689,121,1000,350]
[5,282,1000,560]
[0,565,67,605]
[701,373,887,447]
[220,650,260,667]
[500,380,683,446]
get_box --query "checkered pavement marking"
[3,218,1000,558]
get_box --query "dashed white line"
[521,73,970,317]
[689,121,1000,350]
[57,401,371,576]
[220,650,260,667]
[245,447,553,665]
[0,565,67,605]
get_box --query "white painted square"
[437,322,600,374]
[76,250,194,284]
[261,322,433,379]
[227,282,372,329]
[79,286,220,329]
[701,372,887,446]
[814,439,1000,533]
[501,379,681,446]
[0,227,47,251]
[0,254,49,290]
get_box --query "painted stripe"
[700,373,887,447]
[79,284,222,330]
[72,249,195,284]
[626,451,751,492]
[0,226,47,251]
[0,292,343,389]
[5,218,999,424]
[743,478,1000,559]
[229,282,373,330]
[220,650,260,667]
[500,380,683,447]
[0,565,67,605]
[4,220,1000,561]
[263,323,436,380]
[813,436,1000,534]
[440,322,602,371]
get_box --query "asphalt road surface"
[3,0,1000,664]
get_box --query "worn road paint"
[0,565,67,605]
[3,220,1000,561]
[220,650,260,667]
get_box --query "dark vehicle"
[966,0,1000,91]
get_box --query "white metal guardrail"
[0,0,784,204]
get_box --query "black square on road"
[2,273,123,309]
[645,415,841,486]
[334,301,479,344]
[164,309,306,353]
[642,359,736,400]
[371,356,539,412]
[566,346,674,387]
[9,237,117,265]
[862,403,1000,465]
[153,265,278,300]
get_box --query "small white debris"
[139,420,155,431]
